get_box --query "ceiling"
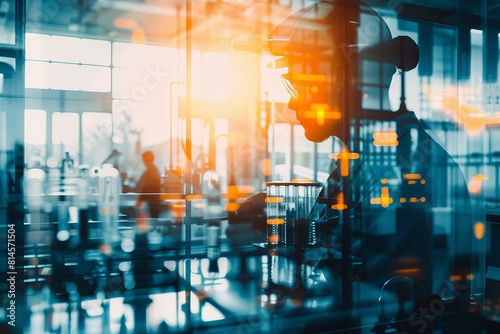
[19,0,500,51]
[25,0,296,50]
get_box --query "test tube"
[307,185,320,246]
[266,183,285,247]
[294,184,307,248]
[285,184,295,246]
[98,164,121,247]
[294,183,321,249]
[206,225,220,277]
[267,182,320,248]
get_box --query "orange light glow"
[440,95,500,135]
[373,139,399,146]
[261,158,272,177]
[113,18,137,30]
[373,131,399,146]
[292,178,312,183]
[185,194,204,201]
[226,185,239,200]
[329,147,360,177]
[99,244,113,255]
[161,193,185,200]
[395,268,420,275]
[381,179,388,184]
[331,192,347,210]
[268,234,279,244]
[265,196,284,203]
[372,131,398,147]
[285,73,326,83]
[315,106,325,125]
[171,201,185,219]
[403,173,422,180]
[226,202,240,212]
[474,222,485,240]
[400,197,426,204]
[267,218,284,225]
[473,174,489,181]
[468,178,482,194]
[373,131,397,140]
[370,186,393,208]
[470,174,489,193]
[303,104,341,125]
[132,29,145,44]
[228,184,254,197]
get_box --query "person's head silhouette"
[269,0,419,143]
[141,150,155,167]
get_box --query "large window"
[52,112,79,163]
[25,33,111,92]
[24,109,46,168]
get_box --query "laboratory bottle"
[77,165,90,246]
[97,164,121,247]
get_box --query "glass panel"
[111,65,170,148]
[82,112,112,167]
[25,60,50,89]
[0,0,15,45]
[26,33,50,61]
[80,39,111,66]
[49,62,79,91]
[80,65,111,92]
[24,109,46,168]
[201,52,231,100]
[112,42,177,69]
[112,66,143,99]
[50,35,80,63]
[51,112,79,162]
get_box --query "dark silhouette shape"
[135,150,161,219]
[267,0,473,331]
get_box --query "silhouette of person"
[267,0,473,328]
[135,150,161,219]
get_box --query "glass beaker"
[266,182,320,248]
[97,164,121,247]
[265,183,286,247]
[292,182,320,248]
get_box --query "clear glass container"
[266,182,320,248]
[97,164,121,247]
